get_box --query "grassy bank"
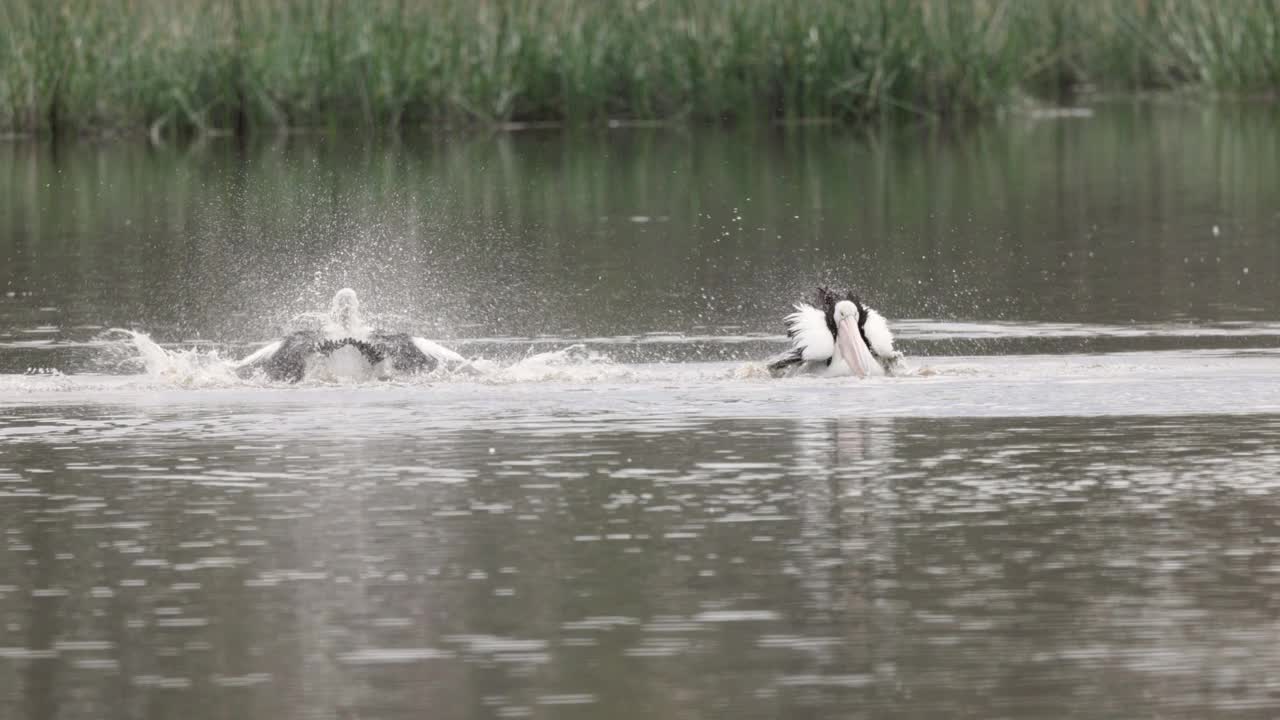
[2,0,1279,137]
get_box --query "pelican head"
[833,300,876,378]
[327,288,365,338]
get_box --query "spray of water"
[77,327,653,389]
[109,330,242,387]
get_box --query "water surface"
[2,103,1279,719]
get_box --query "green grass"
[2,0,1279,137]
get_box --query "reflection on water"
[2,103,1278,354]
[2,410,1279,719]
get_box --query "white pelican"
[234,288,468,382]
[768,287,903,378]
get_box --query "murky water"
[3,104,1280,719]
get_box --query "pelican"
[234,288,468,382]
[768,287,903,378]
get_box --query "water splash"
[323,288,370,341]
[111,330,242,388]
[74,331,640,389]
[472,344,636,384]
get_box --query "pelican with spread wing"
[768,287,904,378]
[234,288,469,382]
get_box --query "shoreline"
[3,92,1275,145]
[5,0,1279,141]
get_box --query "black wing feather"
[370,332,439,374]
[767,349,805,376]
[258,330,319,383]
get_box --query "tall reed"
[1,0,1278,137]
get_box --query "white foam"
[470,344,636,384]
[118,330,243,388]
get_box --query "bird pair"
[239,286,903,382]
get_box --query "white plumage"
[232,340,282,370]
[861,307,898,360]
[769,289,904,378]
[411,336,469,366]
[783,304,834,362]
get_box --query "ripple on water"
[337,648,455,665]
[2,393,1279,719]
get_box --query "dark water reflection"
[2,410,1279,719]
[2,102,1278,351]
